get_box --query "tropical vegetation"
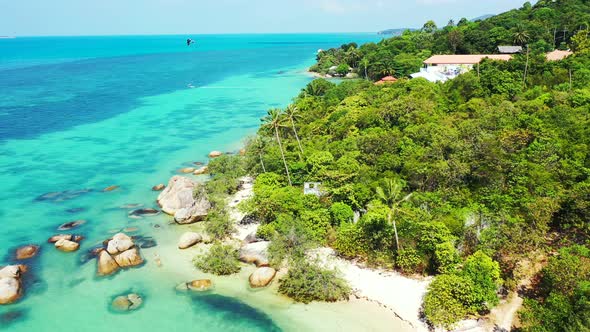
[201,0,590,329]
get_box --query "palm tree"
[284,105,304,160]
[262,109,292,186]
[375,178,413,252]
[252,136,267,173]
[513,24,530,46]
[360,58,370,80]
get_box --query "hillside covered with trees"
[310,0,590,80]
[202,0,590,330]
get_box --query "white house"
[411,54,513,82]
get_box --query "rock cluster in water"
[0,265,26,305]
[111,293,143,312]
[48,234,84,252]
[96,233,144,276]
[157,176,211,224]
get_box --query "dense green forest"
[202,0,590,330]
[311,0,590,80]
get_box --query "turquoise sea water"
[0,34,385,331]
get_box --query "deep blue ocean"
[0,34,391,331]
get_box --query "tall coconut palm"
[360,58,370,80]
[262,108,292,186]
[376,178,413,252]
[252,136,267,173]
[284,105,304,160]
[513,24,530,46]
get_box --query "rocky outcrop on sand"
[96,233,144,276]
[15,245,39,260]
[249,267,276,288]
[239,241,270,267]
[111,293,143,312]
[157,176,211,224]
[178,232,202,249]
[0,265,26,305]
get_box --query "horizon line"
[1,30,415,38]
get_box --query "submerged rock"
[127,293,143,310]
[112,295,131,311]
[57,219,86,231]
[157,176,211,224]
[34,189,93,202]
[239,241,270,267]
[128,208,160,218]
[188,279,213,291]
[66,207,86,214]
[55,239,80,252]
[249,267,276,288]
[103,185,120,192]
[152,184,166,191]
[120,203,143,209]
[178,232,202,249]
[133,236,157,249]
[15,245,39,260]
[0,309,27,325]
[112,293,143,312]
[179,167,195,174]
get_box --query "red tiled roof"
[546,50,573,61]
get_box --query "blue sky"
[2,0,530,36]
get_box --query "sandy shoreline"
[227,177,430,331]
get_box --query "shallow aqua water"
[0,34,381,331]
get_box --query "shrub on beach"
[194,243,241,275]
[423,274,476,330]
[278,259,351,304]
[205,205,235,240]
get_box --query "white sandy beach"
[228,177,432,332]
